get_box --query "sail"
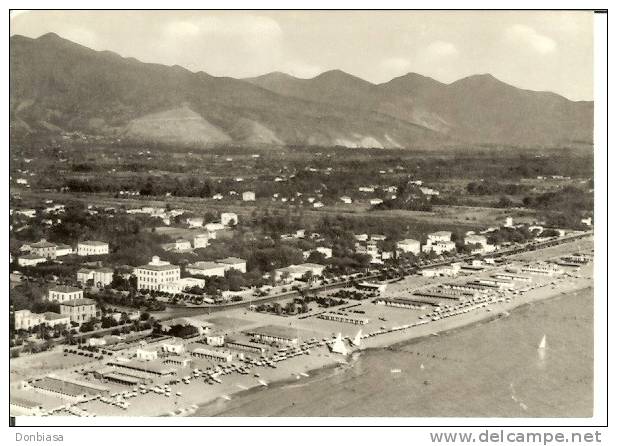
[330,333,349,355]
[350,330,362,347]
[538,335,547,349]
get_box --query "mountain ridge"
[10,33,593,149]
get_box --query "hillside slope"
[10,33,592,149]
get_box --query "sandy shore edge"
[185,279,593,418]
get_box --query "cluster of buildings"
[204,189,256,202]
[17,239,109,267]
[559,254,591,265]
[241,178,440,209]
[161,232,215,252]
[353,234,390,264]
[125,206,186,226]
[45,286,99,326]
[14,309,70,331]
[519,263,565,276]
[422,231,457,255]
[396,231,496,258]
[186,212,238,229]
[377,255,574,313]
[10,200,64,221]
[375,277,500,311]
[420,263,462,278]
[337,181,440,206]
[463,234,496,254]
[76,267,114,287]
[134,256,248,292]
[351,230,497,265]
[13,284,105,332]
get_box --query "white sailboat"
[420,363,425,370]
[538,335,547,350]
[350,330,363,347]
[330,333,349,355]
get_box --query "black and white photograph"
[5,6,608,437]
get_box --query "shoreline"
[188,281,593,417]
[11,237,594,418]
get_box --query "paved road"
[156,231,592,320]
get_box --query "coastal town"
[9,190,594,416]
[8,10,601,426]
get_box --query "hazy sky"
[10,10,594,100]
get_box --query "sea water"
[194,288,593,417]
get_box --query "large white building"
[355,241,381,264]
[17,254,46,267]
[192,233,210,249]
[242,191,256,201]
[396,239,421,254]
[217,257,247,273]
[247,325,299,346]
[135,256,181,291]
[55,244,73,257]
[274,263,326,282]
[427,231,452,243]
[422,231,455,255]
[48,286,84,303]
[464,234,495,254]
[135,348,158,361]
[464,234,487,247]
[14,209,37,218]
[521,263,564,276]
[205,222,224,232]
[423,240,457,255]
[187,217,204,228]
[76,267,114,286]
[92,267,114,286]
[420,186,440,196]
[221,212,238,226]
[161,239,192,252]
[60,298,98,325]
[315,247,333,259]
[186,261,226,277]
[77,241,109,256]
[29,239,57,259]
[14,310,70,330]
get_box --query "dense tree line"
[486,227,536,245]
[466,181,529,195]
[523,186,592,211]
[522,186,593,229]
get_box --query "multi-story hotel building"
[135,256,180,291]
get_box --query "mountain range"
[10,32,594,149]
